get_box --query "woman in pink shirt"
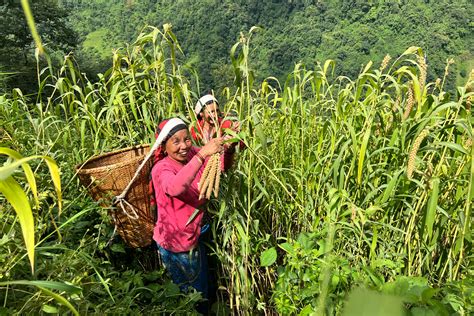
[150,117,236,310]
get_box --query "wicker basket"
[76,145,156,248]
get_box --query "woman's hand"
[232,120,241,132]
[199,137,224,158]
[223,134,238,151]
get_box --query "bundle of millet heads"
[198,153,221,200]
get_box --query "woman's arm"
[154,140,224,197]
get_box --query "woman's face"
[164,129,192,164]
[203,102,220,125]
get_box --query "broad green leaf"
[0,147,38,206]
[298,304,314,316]
[0,177,35,272]
[0,280,81,294]
[370,227,378,264]
[129,89,138,122]
[0,155,40,181]
[42,304,58,314]
[278,242,294,254]
[42,156,62,213]
[436,142,468,155]
[425,178,440,240]
[323,60,335,76]
[107,82,121,108]
[0,150,61,229]
[110,243,126,253]
[260,247,277,267]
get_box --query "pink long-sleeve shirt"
[152,146,232,252]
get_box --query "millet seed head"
[380,54,391,72]
[407,128,430,179]
[403,85,414,120]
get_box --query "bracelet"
[195,152,205,163]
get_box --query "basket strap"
[116,198,140,220]
[113,139,161,205]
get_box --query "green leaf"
[278,242,294,254]
[42,304,58,314]
[436,142,468,155]
[380,171,402,204]
[402,46,420,56]
[0,155,40,181]
[425,178,440,241]
[79,253,115,302]
[260,247,277,267]
[185,208,201,226]
[361,61,373,74]
[0,280,81,294]
[0,177,35,272]
[357,124,372,185]
[42,156,62,213]
[110,243,126,253]
[39,287,79,316]
[298,304,314,316]
[0,148,38,206]
[0,152,60,212]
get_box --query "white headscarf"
[156,118,187,145]
[194,94,218,115]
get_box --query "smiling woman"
[149,117,235,312]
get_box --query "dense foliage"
[58,0,473,92]
[0,0,77,93]
[1,25,473,314]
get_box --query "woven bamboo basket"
[76,144,155,248]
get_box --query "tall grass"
[214,40,473,313]
[1,26,472,314]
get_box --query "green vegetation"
[2,1,472,94]
[58,0,473,92]
[0,0,77,93]
[82,29,112,59]
[1,25,473,314]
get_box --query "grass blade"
[0,177,35,272]
[425,177,440,241]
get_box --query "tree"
[0,0,77,94]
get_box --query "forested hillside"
[0,0,77,92]
[61,0,472,91]
[1,1,472,93]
